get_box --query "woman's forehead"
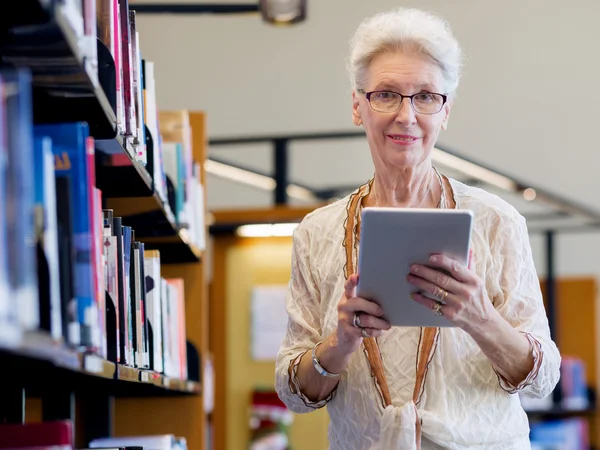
[367,52,444,92]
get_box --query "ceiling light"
[432,147,518,192]
[259,0,307,24]
[523,188,537,201]
[236,223,299,237]
[205,158,318,202]
[205,159,275,191]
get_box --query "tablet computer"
[356,207,473,328]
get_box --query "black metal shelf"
[526,407,597,419]
[0,331,201,398]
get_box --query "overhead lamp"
[259,0,307,24]
[523,188,537,201]
[204,158,318,202]
[236,223,299,237]
[431,147,518,192]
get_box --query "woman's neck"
[370,164,440,208]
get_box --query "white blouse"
[275,177,561,450]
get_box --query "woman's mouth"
[387,134,419,146]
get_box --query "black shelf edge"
[142,238,203,264]
[526,407,597,419]
[95,138,154,198]
[0,331,200,397]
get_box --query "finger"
[343,296,384,318]
[344,274,359,299]
[361,327,385,338]
[407,267,464,298]
[355,313,391,331]
[427,254,475,283]
[411,292,452,319]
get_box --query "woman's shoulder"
[448,177,526,228]
[295,196,350,238]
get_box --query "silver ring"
[361,328,369,338]
[353,313,362,328]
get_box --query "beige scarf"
[342,179,441,449]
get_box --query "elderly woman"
[274,7,561,450]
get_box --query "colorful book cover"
[0,420,73,449]
[34,122,96,349]
[3,68,40,332]
[113,0,124,133]
[94,187,106,358]
[33,135,63,342]
[103,209,120,363]
[122,224,134,364]
[166,278,186,380]
[138,242,149,368]
[112,216,128,364]
[119,0,136,139]
[86,136,102,354]
[0,77,10,327]
[144,250,163,373]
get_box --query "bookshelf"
[0,1,212,450]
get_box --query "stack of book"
[0,421,189,450]
[95,0,146,164]
[95,0,205,250]
[159,110,206,250]
[0,67,188,380]
[530,418,590,450]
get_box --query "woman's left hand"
[406,253,498,330]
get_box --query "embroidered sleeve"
[488,213,561,398]
[493,332,544,394]
[286,351,338,410]
[275,221,337,413]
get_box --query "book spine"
[119,0,136,139]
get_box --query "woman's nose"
[394,98,417,126]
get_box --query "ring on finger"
[432,302,443,316]
[361,328,369,338]
[353,313,362,328]
[436,287,449,303]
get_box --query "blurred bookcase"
[0,1,213,449]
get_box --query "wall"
[224,237,329,450]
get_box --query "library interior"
[0,1,598,449]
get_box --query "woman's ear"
[352,90,363,126]
[440,100,452,131]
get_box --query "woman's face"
[352,51,452,172]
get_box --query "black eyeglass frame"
[357,89,448,115]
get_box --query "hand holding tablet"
[356,207,474,328]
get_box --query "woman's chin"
[384,146,425,168]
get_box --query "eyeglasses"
[357,89,447,115]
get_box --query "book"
[33,136,63,342]
[144,250,163,373]
[34,122,98,350]
[0,420,73,450]
[3,68,40,333]
[0,74,12,336]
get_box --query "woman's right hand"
[335,274,392,355]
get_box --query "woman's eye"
[374,92,396,102]
[414,93,434,103]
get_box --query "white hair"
[347,7,464,96]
